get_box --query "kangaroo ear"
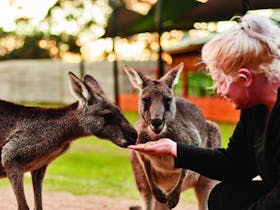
[160,62,183,88]
[68,72,90,103]
[123,65,149,90]
[83,74,105,96]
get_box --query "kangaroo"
[124,63,221,210]
[0,72,137,210]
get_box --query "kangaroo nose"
[126,129,138,146]
[151,119,162,128]
[131,130,138,141]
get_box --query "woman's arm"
[175,111,257,181]
[129,110,258,182]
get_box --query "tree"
[0,0,110,60]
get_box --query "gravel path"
[0,187,197,210]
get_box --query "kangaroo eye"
[164,97,172,110]
[87,99,94,106]
[142,97,151,111]
[103,113,114,122]
[165,98,171,104]
[142,97,151,105]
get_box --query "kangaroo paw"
[167,198,179,209]
[167,192,180,209]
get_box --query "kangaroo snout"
[151,118,163,128]
[150,118,164,134]
[123,128,138,147]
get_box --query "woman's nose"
[216,85,223,96]
[216,81,228,96]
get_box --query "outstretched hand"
[128,138,177,157]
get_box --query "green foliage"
[0,33,50,60]
[187,71,214,97]
[174,71,215,97]
[0,0,104,60]
[127,0,200,35]
[0,32,81,60]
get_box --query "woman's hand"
[128,138,177,157]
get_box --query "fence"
[0,59,156,104]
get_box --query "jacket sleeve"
[174,110,257,182]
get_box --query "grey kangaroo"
[0,72,137,210]
[124,63,221,210]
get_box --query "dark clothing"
[208,181,269,210]
[174,90,280,209]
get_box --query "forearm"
[174,143,257,182]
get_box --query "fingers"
[127,143,155,151]
[127,144,145,150]
[127,143,158,155]
[127,138,176,157]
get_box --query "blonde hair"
[201,13,280,83]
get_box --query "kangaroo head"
[68,72,137,148]
[124,63,183,134]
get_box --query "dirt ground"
[0,186,197,210]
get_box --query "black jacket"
[174,90,280,210]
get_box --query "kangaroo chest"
[137,152,182,188]
[142,153,175,171]
[135,121,202,192]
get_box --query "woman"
[128,14,280,210]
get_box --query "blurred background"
[0,0,280,122]
[0,0,279,209]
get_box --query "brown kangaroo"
[124,63,221,210]
[0,72,137,210]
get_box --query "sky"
[0,0,108,33]
[0,0,57,31]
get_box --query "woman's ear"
[238,68,253,87]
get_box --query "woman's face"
[214,72,250,110]
[222,79,249,109]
